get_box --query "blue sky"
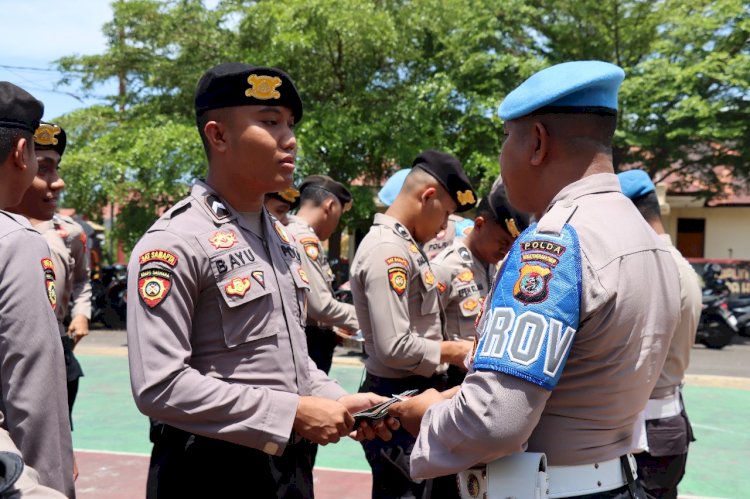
[0,0,115,119]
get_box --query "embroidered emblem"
[225,277,251,297]
[394,223,411,240]
[456,270,474,283]
[34,123,61,146]
[41,258,57,310]
[138,269,172,308]
[388,268,408,296]
[300,237,320,261]
[385,256,409,268]
[462,298,479,312]
[513,264,553,304]
[298,267,309,284]
[457,190,476,206]
[278,187,300,203]
[252,270,265,288]
[519,240,566,257]
[139,250,178,267]
[246,74,282,100]
[505,218,521,238]
[208,230,239,250]
[437,281,447,294]
[409,244,419,254]
[274,222,291,244]
[424,270,435,286]
[457,246,471,262]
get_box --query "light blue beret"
[617,169,655,199]
[499,61,625,121]
[378,168,411,206]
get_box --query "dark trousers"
[146,424,313,499]
[305,325,337,375]
[62,336,83,428]
[359,372,459,499]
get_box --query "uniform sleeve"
[362,243,441,377]
[410,370,550,478]
[298,241,359,330]
[127,230,300,456]
[0,231,74,496]
[306,357,348,400]
[69,226,92,320]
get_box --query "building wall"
[664,206,750,260]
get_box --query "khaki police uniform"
[431,238,491,341]
[287,214,358,373]
[127,181,347,497]
[410,175,681,488]
[0,211,75,498]
[423,214,472,260]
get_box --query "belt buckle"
[625,453,638,481]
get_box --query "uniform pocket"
[217,273,277,347]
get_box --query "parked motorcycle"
[697,264,738,349]
[91,264,128,329]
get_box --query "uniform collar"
[288,214,317,236]
[374,213,416,243]
[191,179,276,235]
[545,173,621,213]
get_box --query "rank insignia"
[206,195,230,219]
[274,222,291,244]
[513,264,553,304]
[385,256,409,268]
[457,270,474,283]
[279,187,300,203]
[409,244,419,254]
[437,281,447,294]
[462,298,479,312]
[388,268,408,296]
[246,74,282,100]
[394,223,411,240]
[298,267,309,284]
[34,123,61,146]
[42,258,57,310]
[252,270,265,289]
[457,246,471,262]
[139,250,178,267]
[457,190,476,206]
[138,269,173,308]
[225,276,251,298]
[505,218,521,238]
[209,230,239,250]
[424,270,435,286]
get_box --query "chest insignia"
[41,258,57,310]
[209,230,239,250]
[252,270,266,289]
[437,281,447,294]
[409,244,419,254]
[457,270,474,283]
[424,270,435,286]
[274,222,291,244]
[298,267,309,284]
[462,298,480,312]
[225,277,251,298]
[138,269,173,308]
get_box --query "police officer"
[265,186,300,225]
[287,175,358,374]
[350,150,476,498]
[431,182,529,367]
[0,82,75,497]
[127,63,391,498]
[8,122,92,424]
[619,169,700,499]
[0,427,66,498]
[391,61,682,499]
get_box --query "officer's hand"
[439,340,473,368]
[388,388,445,436]
[333,326,357,340]
[68,315,90,347]
[349,417,400,442]
[293,396,353,445]
[338,392,387,414]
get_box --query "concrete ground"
[70,328,750,498]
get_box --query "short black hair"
[631,191,662,222]
[300,185,336,207]
[475,196,499,224]
[196,110,214,159]
[0,126,32,163]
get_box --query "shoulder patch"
[208,230,239,250]
[393,223,411,240]
[457,246,472,262]
[139,249,178,267]
[388,267,408,296]
[300,237,320,261]
[385,256,409,268]
[41,258,57,310]
[473,223,582,390]
[274,221,291,244]
[138,268,173,308]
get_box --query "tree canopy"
[55,0,750,257]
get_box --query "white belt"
[644,391,681,420]
[547,456,631,498]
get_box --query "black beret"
[300,175,353,212]
[266,186,301,210]
[0,81,43,133]
[412,150,476,213]
[477,182,529,238]
[34,122,66,156]
[195,63,303,122]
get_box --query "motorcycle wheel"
[700,320,735,349]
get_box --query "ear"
[12,137,30,171]
[420,186,437,203]
[322,197,336,214]
[473,216,486,230]
[530,121,550,166]
[204,120,228,153]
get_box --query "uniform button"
[263,442,279,455]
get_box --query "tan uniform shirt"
[38,216,92,336]
[0,211,74,497]
[431,238,491,340]
[127,181,347,457]
[350,213,446,378]
[423,214,472,260]
[411,174,681,477]
[652,234,701,399]
[286,215,358,330]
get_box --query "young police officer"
[265,185,300,225]
[392,61,681,499]
[351,150,476,498]
[127,63,391,498]
[0,82,74,497]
